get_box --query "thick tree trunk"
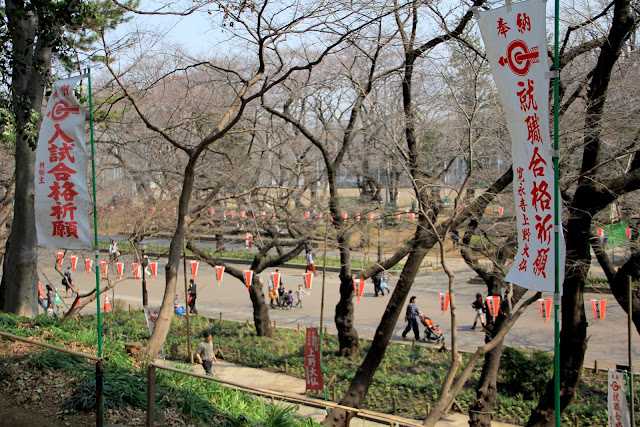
[0,1,52,317]
[335,233,358,356]
[526,202,590,426]
[324,245,428,425]
[146,161,196,357]
[248,276,274,337]
[468,285,526,427]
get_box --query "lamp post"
[140,241,148,306]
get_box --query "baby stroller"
[419,315,444,343]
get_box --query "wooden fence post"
[147,364,156,427]
[96,359,103,427]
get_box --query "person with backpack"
[402,296,422,341]
[471,292,486,330]
[62,266,73,297]
[188,279,197,314]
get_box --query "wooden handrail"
[0,330,101,361]
[148,362,424,427]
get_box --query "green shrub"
[499,347,552,398]
[28,349,85,370]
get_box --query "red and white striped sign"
[303,272,313,290]
[56,251,64,269]
[115,262,124,277]
[353,278,365,303]
[149,262,157,279]
[537,298,551,325]
[305,211,310,219]
[69,255,78,271]
[190,260,199,281]
[100,260,108,275]
[216,265,225,285]
[133,262,140,280]
[243,269,253,291]
[439,292,450,312]
[591,299,607,319]
[485,296,501,321]
[271,271,281,288]
[85,258,92,276]
[368,213,374,221]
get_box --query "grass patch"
[0,311,318,426]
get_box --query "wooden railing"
[147,362,424,427]
[0,331,425,427]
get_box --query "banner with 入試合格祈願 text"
[34,75,92,250]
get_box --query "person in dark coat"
[402,296,422,341]
[188,279,197,314]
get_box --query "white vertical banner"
[476,0,565,292]
[34,76,92,249]
[608,369,631,426]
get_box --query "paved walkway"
[157,358,517,427]
[43,248,640,372]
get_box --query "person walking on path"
[109,240,119,261]
[373,270,391,296]
[294,285,309,308]
[62,266,73,297]
[471,292,486,330]
[195,330,218,375]
[305,249,317,275]
[188,279,197,314]
[402,296,422,341]
[45,284,58,318]
[38,281,47,312]
[245,232,253,251]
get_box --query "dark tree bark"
[526,0,638,423]
[0,1,58,316]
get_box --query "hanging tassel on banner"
[133,263,140,280]
[439,292,450,312]
[149,262,157,279]
[100,261,108,275]
[243,269,253,291]
[56,251,64,269]
[69,255,78,271]
[537,298,552,325]
[115,262,124,278]
[190,260,199,281]
[590,299,607,319]
[85,259,93,276]
[303,272,313,290]
[216,265,225,285]
[353,278,365,303]
[485,296,501,322]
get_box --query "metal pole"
[87,70,101,360]
[319,216,329,334]
[552,0,562,423]
[142,250,148,306]
[95,359,103,427]
[319,215,330,412]
[183,244,193,364]
[629,275,635,426]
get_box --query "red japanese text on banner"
[304,328,324,391]
[476,0,565,292]
[607,369,631,426]
[34,76,92,249]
